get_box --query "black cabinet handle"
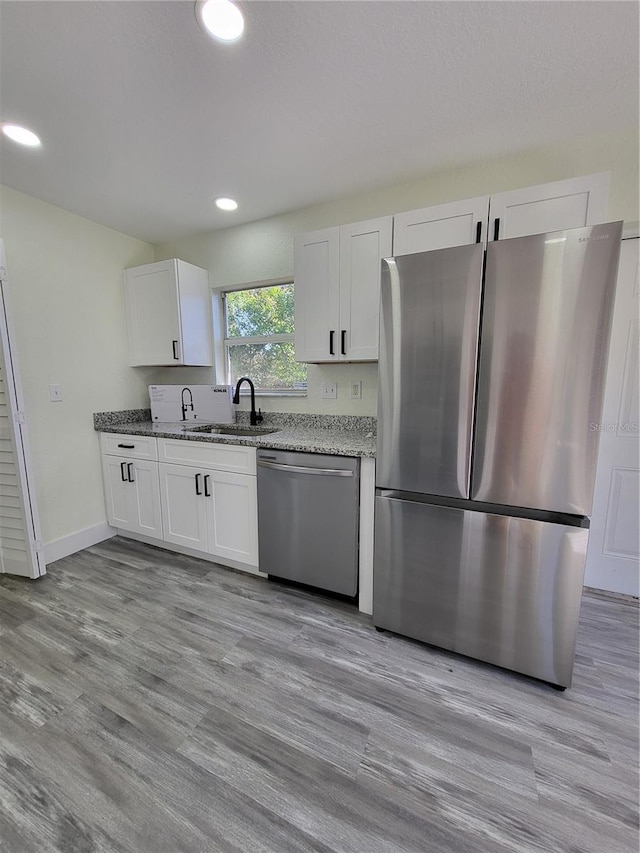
[127,463,134,482]
[493,218,500,241]
[117,443,135,449]
[475,221,482,243]
[204,474,211,497]
[329,330,335,355]
[120,462,127,482]
[172,340,179,360]
[341,330,347,355]
[195,473,202,495]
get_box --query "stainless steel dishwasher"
[257,449,360,596]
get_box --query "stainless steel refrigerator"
[373,222,622,688]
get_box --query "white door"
[124,260,182,365]
[294,227,340,362]
[393,196,490,255]
[339,216,393,361]
[488,173,610,241]
[159,462,208,551]
[0,241,44,578]
[585,236,639,596]
[207,470,258,568]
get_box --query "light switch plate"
[321,382,337,400]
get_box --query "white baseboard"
[44,522,117,565]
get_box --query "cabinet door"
[488,173,609,241]
[102,455,134,530]
[207,470,258,568]
[393,196,489,256]
[159,462,208,552]
[128,459,163,540]
[339,216,393,361]
[175,260,213,366]
[294,227,340,362]
[125,260,182,365]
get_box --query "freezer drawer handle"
[258,460,353,477]
[172,340,180,360]
[117,443,135,449]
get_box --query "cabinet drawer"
[158,438,256,474]
[100,433,158,461]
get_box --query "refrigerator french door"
[373,222,623,688]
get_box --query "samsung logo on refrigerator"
[578,234,610,242]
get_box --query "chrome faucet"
[232,377,263,426]
[181,387,194,421]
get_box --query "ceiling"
[0,1,637,244]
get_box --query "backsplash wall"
[146,361,379,417]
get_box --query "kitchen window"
[221,281,307,394]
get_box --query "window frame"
[212,277,307,396]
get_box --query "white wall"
[153,126,639,417]
[0,185,154,554]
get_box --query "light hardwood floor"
[0,537,638,852]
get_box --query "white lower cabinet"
[207,469,258,566]
[100,433,259,573]
[101,454,163,539]
[158,462,209,551]
[158,461,258,568]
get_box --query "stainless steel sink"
[186,424,279,437]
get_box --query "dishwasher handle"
[258,459,354,477]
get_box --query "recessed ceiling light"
[214,197,238,211]
[1,123,41,147]
[196,0,244,43]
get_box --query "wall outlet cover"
[49,384,63,402]
[350,380,362,400]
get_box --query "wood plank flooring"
[0,537,638,852]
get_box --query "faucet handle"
[256,408,263,424]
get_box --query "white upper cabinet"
[295,216,392,363]
[294,227,340,363]
[393,196,490,255]
[293,174,610,364]
[124,259,213,366]
[488,173,610,241]
[339,218,394,361]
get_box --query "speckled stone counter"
[93,409,377,458]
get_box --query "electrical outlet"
[350,380,362,400]
[49,384,63,402]
[321,382,337,400]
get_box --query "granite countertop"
[94,410,377,458]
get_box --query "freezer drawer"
[257,450,359,596]
[373,495,589,687]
